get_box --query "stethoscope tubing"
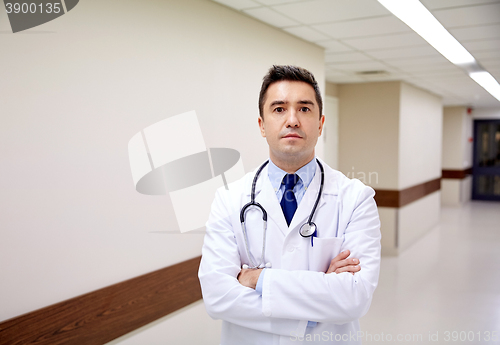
[240,159,324,269]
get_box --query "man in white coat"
[199,65,381,345]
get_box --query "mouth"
[282,133,302,139]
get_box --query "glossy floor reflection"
[360,201,500,344]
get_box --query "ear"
[318,115,325,136]
[258,116,266,138]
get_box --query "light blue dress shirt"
[255,157,317,328]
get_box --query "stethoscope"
[240,158,325,269]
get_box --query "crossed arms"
[238,249,361,289]
[198,182,381,336]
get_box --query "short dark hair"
[258,65,323,118]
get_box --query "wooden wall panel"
[442,168,472,179]
[0,256,202,345]
[374,178,441,208]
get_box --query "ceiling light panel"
[272,0,390,25]
[243,7,299,27]
[378,0,475,64]
[314,16,410,39]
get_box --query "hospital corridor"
[360,201,500,344]
[1,0,500,344]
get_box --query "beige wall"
[338,82,401,189]
[338,81,442,255]
[325,82,339,98]
[0,0,324,343]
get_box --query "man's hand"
[237,268,263,289]
[326,250,360,275]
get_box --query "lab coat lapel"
[251,166,289,236]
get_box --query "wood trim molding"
[0,256,202,345]
[374,178,441,208]
[442,168,472,179]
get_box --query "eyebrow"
[298,100,315,107]
[270,100,287,108]
[269,100,315,107]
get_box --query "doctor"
[199,65,381,345]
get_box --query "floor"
[360,201,500,344]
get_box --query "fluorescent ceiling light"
[470,72,500,102]
[378,0,475,65]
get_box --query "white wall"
[441,176,472,206]
[441,106,473,206]
[398,192,441,251]
[0,0,324,342]
[396,83,442,251]
[399,83,443,189]
[323,95,339,169]
[443,107,466,169]
[442,106,473,170]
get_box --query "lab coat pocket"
[308,237,344,273]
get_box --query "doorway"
[472,120,500,201]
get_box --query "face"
[258,80,325,168]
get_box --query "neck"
[269,151,315,174]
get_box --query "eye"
[300,107,310,112]
[274,107,285,113]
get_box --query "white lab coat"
[198,158,381,345]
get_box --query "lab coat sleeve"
[261,182,381,324]
[198,188,309,337]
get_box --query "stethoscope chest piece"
[299,222,317,237]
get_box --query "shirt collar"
[267,157,317,192]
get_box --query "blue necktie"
[280,174,298,226]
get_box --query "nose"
[285,109,299,128]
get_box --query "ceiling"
[212,0,500,108]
